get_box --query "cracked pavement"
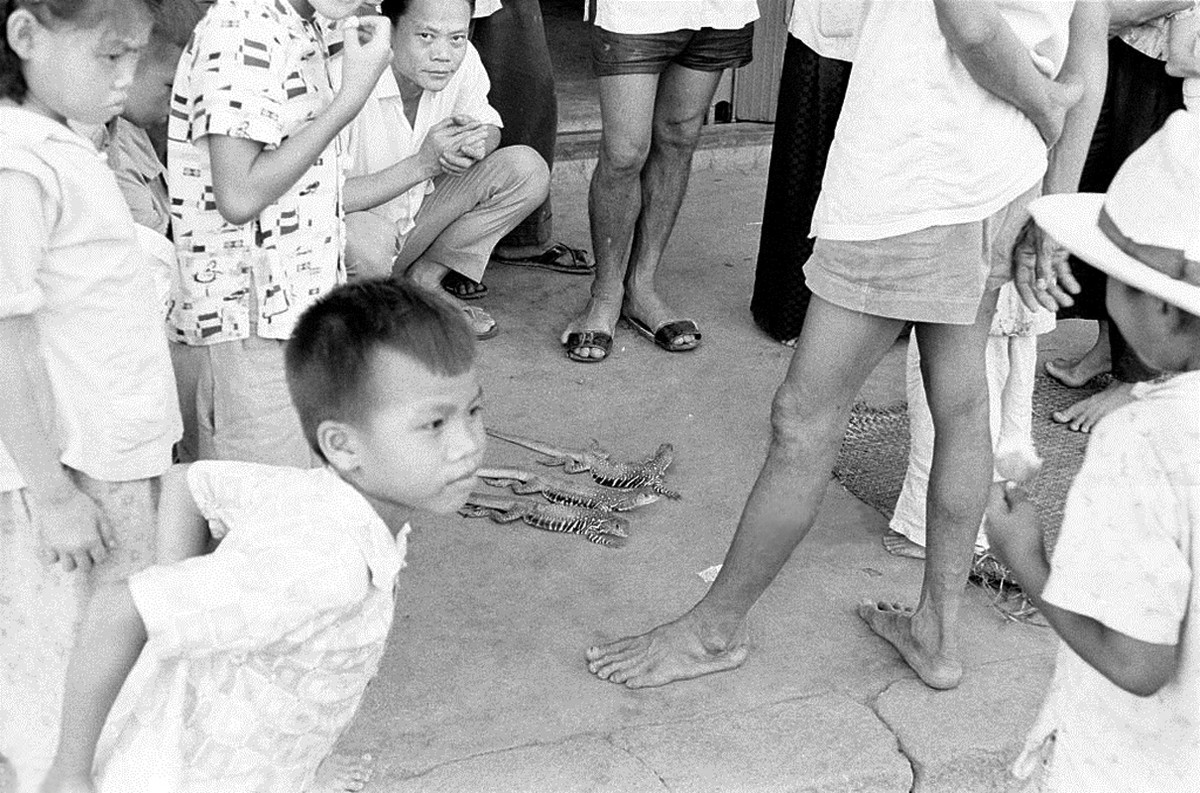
[335,139,1071,792]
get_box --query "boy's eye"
[468,404,483,417]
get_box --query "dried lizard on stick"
[477,468,660,512]
[459,492,629,548]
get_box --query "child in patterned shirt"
[165,0,392,467]
[41,279,486,792]
[987,111,1200,792]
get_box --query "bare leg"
[858,291,999,690]
[310,752,373,792]
[561,73,658,360]
[621,64,724,348]
[585,297,905,687]
[1045,319,1110,387]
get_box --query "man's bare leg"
[621,64,723,347]
[561,74,657,359]
[858,291,998,690]
[586,297,906,687]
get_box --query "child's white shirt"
[95,462,407,792]
[1016,370,1200,791]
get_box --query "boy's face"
[1105,277,1176,371]
[390,0,471,95]
[121,40,179,128]
[347,349,485,515]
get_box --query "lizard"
[459,492,629,548]
[476,467,661,512]
[484,428,681,499]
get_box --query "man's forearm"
[1045,1,1109,195]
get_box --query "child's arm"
[207,16,392,225]
[0,171,108,574]
[985,485,1180,697]
[1015,0,1110,312]
[40,467,209,793]
[933,0,1085,146]
[1108,1,1192,33]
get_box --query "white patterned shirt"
[167,0,345,346]
[95,463,407,792]
[1015,370,1200,792]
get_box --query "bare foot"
[882,530,926,560]
[1051,380,1135,433]
[585,611,748,689]
[561,289,622,361]
[856,600,963,690]
[1044,329,1111,388]
[310,752,373,792]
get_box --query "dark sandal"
[493,242,594,275]
[563,330,612,363]
[622,314,701,353]
[442,271,488,301]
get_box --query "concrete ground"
[337,135,1095,792]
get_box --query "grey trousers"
[344,145,550,283]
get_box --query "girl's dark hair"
[2,0,159,102]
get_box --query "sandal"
[462,305,499,340]
[563,330,612,363]
[622,314,701,353]
[493,242,594,275]
[442,271,488,301]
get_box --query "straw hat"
[1029,109,1200,317]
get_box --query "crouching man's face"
[391,0,472,95]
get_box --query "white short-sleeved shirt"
[590,0,759,34]
[339,45,503,235]
[788,0,864,62]
[0,108,179,482]
[1016,370,1200,792]
[812,0,1074,242]
[474,0,501,17]
[168,0,345,346]
[95,462,407,793]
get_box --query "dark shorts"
[591,23,755,77]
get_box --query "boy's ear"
[7,8,42,60]
[317,419,362,473]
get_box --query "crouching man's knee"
[488,145,551,207]
[344,212,400,281]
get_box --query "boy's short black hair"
[379,0,474,24]
[286,278,476,461]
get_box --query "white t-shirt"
[812,0,1074,241]
[788,0,864,62]
[339,45,503,235]
[1015,370,1200,792]
[0,107,180,482]
[590,0,759,34]
[473,0,501,18]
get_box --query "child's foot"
[1051,380,1136,433]
[857,600,963,690]
[882,530,926,560]
[311,752,373,792]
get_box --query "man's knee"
[489,145,550,206]
[344,212,399,280]
[598,133,651,177]
[653,113,705,151]
[768,380,836,455]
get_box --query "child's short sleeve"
[182,8,291,148]
[0,153,56,319]
[1041,412,1191,646]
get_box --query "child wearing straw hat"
[985,109,1200,792]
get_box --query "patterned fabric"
[1014,370,1200,792]
[95,463,406,793]
[167,0,345,346]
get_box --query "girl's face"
[10,0,151,125]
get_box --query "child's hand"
[984,482,1043,573]
[33,487,110,573]
[336,15,393,108]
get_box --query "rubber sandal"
[622,314,701,353]
[493,242,594,275]
[563,330,612,363]
[442,271,488,301]
[462,304,499,340]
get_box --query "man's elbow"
[1110,655,1177,697]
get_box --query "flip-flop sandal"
[462,304,499,340]
[442,271,488,301]
[622,314,701,353]
[563,330,612,363]
[493,242,594,275]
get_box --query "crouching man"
[339,0,550,340]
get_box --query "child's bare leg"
[155,465,211,564]
[40,584,146,793]
[859,292,998,690]
[310,752,373,792]
[1045,320,1111,387]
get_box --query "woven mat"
[833,372,1109,553]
